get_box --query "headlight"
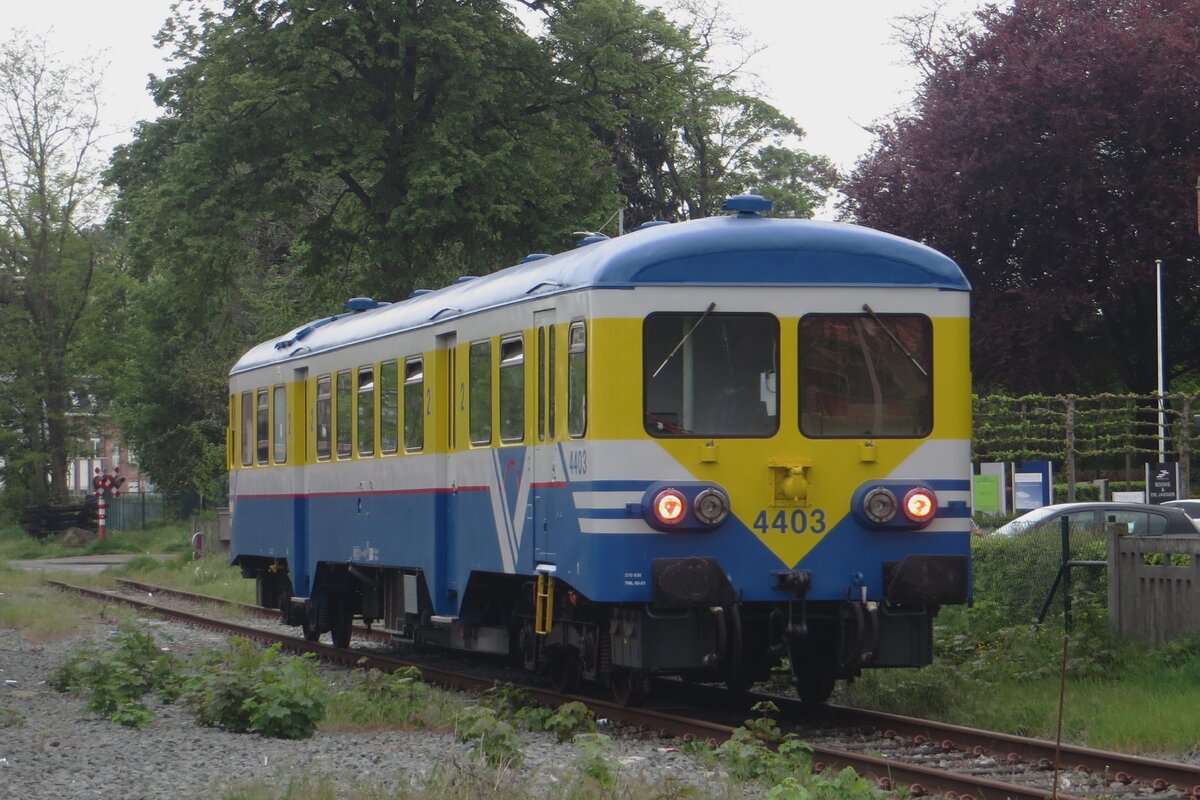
[693,488,730,525]
[862,486,898,523]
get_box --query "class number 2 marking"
[752,508,826,535]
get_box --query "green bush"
[183,639,327,739]
[543,700,596,743]
[455,705,524,767]
[48,625,181,728]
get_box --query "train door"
[292,367,310,596]
[435,332,458,614]
[532,310,557,564]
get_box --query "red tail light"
[903,488,936,523]
[653,489,687,526]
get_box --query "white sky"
[2,0,988,219]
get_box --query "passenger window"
[358,366,375,457]
[469,341,492,445]
[336,370,353,459]
[241,391,254,466]
[404,357,424,451]
[256,388,269,465]
[568,321,586,438]
[799,314,932,438]
[380,361,399,454]
[499,335,524,443]
[316,375,332,461]
[1107,510,1149,535]
[272,385,287,463]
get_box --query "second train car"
[228,194,972,705]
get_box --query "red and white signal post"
[92,467,126,541]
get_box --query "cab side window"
[568,321,586,438]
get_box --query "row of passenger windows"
[237,322,587,467]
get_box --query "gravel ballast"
[0,616,721,800]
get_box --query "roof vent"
[637,220,671,230]
[575,234,609,248]
[344,297,388,312]
[521,253,552,263]
[454,275,479,284]
[408,288,432,299]
[722,194,773,216]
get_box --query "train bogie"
[229,195,972,705]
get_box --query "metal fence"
[63,492,168,532]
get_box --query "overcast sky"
[2,0,990,218]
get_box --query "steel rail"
[817,703,1200,797]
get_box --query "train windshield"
[644,312,778,437]
[799,314,932,438]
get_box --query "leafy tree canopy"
[843,0,1200,395]
[105,0,835,497]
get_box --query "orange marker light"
[654,489,687,525]
[903,488,936,522]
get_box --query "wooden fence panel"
[1107,524,1200,646]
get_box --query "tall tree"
[0,35,106,506]
[843,0,1200,395]
[107,0,615,497]
[106,0,839,496]
[541,0,836,225]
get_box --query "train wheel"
[300,616,321,642]
[330,604,353,649]
[610,667,648,707]
[791,661,835,709]
[549,646,581,694]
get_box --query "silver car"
[991,502,1200,537]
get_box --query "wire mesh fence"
[973,519,1109,627]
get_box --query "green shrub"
[184,639,327,739]
[48,625,181,728]
[544,700,596,743]
[455,705,524,767]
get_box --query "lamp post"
[1157,258,1165,463]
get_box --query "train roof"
[232,207,969,375]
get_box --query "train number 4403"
[752,508,826,535]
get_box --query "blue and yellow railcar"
[228,195,972,705]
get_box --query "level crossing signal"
[92,467,126,499]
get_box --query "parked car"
[991,502,1200,538]
[1162,499,1200,520]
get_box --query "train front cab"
[570,291,972,705]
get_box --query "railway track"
[49,578,1200,799]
